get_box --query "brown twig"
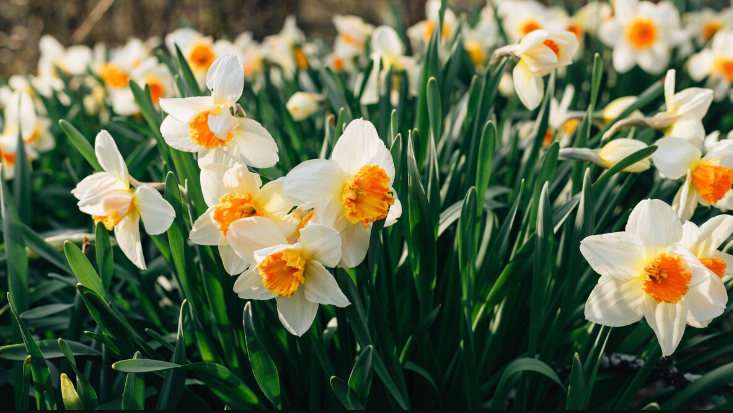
[71,0,116,44]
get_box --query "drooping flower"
[282,119,402,268]
[598,0,685,74]
[360,26,421,106]
[559,138,652,173]
[71,131,175,270]
[688,31,733,101]
[502,29,579,110]
[228,216,350,336]
[581,199,727,356]
[159,53,278,168]
[190,162,295,275]
[519,85,578,148]
[652,137,733,220]
[286,92,321,121]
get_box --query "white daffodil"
[497,0,564,42]
[502,30,579,110]
[652,137,733,220]
[0,90,54,179]
[681,216,733,288]
[131,58,175,107]
[581,199,727,356]
[684,8,733,46]
[261,16,308,80]
[688,31,733,101]
[360,26,421,106]
[71,131,175,270]
[38,34,93,78]
[463,6,499,68]
[569,2,613,37]
[165,28,218,85]
[599,0,684,74]
[235,33,265,80]
[286,92,321,121]
[599,96,643,125]
[603,70,713,146]
[333,15,374,60]
[282,119,402,268]
[406,0,459,54]
[228,216,350,336]
[560,138,652,173]
[519,85,577,148]
[190,162,295,275]
[159,53,278,168]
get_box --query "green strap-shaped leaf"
[566,353,585,410]
[489,358,565,410]
[0,339,102,361]
[65,241,106,299]
[61,374,85,410]
[13,132,31,224]
[243,302,281,409]
[156,301,188,410]
[348,345,374,400]
[58,338,99,409]
[95,222,114,291]
[121,352,145,410]
[59,120,103,172]
[174,44,203,96]
[331,376,365,410]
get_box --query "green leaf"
[121,352,146,410]
[348,345,374,400]
[243,302,281,409]
[0,340,102,361]
[489,358,565,410]
[529,183,553,355]
[20,303,74,320]
[591,146,657,192]
[475,121,496,207]
[155,301,188,410]
[174,45,203,96]
[95,221,114,291]
[13,132,31,224]
[61,374,85,410]
[65,241,106,299]
[1,170,28,313]
[59,120,103,172]
[399,305,441,363]
[21,224,73,275]
[58,338,99,410]
[566,353,585,410]
[331,376,365,410]
[18,356,31,410]
[113,359,182,373]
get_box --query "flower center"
[189,42,215,71]
[340,33,362,46]
[146,79,164,104]
[465,41,485,67]
[332,56,346,73]
[24,129,39,144]
[1,150,15,165]
[702,21,722,41]
[101,63,130,89]
[341,165,394,228]
[626,18,657,49]
[294,48,309,70]
[520,19,542,36]
[700,257,727,279]
[544,128,554,146]
[642,253,691,304]
[543,40,561,57]
[93,200,135,231]
[562,119,580,137]
[188,107,234,149]
[691,162,733,204]
[567,24,583,40]
[714,57,733,82]
[423,19,450,41]
[258,249,306,297]
[213,193,264,236]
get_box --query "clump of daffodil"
[581,199,728,356]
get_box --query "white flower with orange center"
[501,30,579,110]
[159,54,278,168]
[463,6,499,68]
[38,34,93,78]
[688,31,733,102]
[261,16,309,80]
[0,90,54,179]
[497,0,563,42]
[228,216,350,336]
[190,162,295,275]
[569,2,613,38]
[684,8,733,46]
[360,26,421,106]
[165,28,218,85]
[333,14,374,60]
[282,119,402,268]
[71,131,175,270]
[581,199,727,356]
[680,215,733,289]
[598,0,684,74]
[131,58,175,107]
[652,137,733,221]
[234,33,265,79]
[406,0,459,53]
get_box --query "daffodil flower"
[0,89,54,179]
[286,92,321,121]
[463,6,499,68]
[333,15,374,60]
[497,0,564,42]
[190,162,295,275]
[652,137,733,220]
[261,16,309,80]
[159,53,278,168]
[684,8,733,46]
[228,216,350,336]
[500,29,579,110]
[598,0,685,74]
[282,119,402,268]
[581,199,727,356]
[406,0,459,54]
[559,138,652,173]
[688,31,733,102]
[72,131,175,270]
[165,28,218,85]
[360,26,421,106]
[38,34,93,78]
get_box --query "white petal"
[585,275,645,327]
[206,54,244,106]
[208,107,239,140]
[332,119,395,181]
[304,261,350,307]
[299,224,342,267]
[220,243,250,276]
[580,232,647,282]
[666,117,706,147]
[235,119,279,169]
[684,275,727,325]
[652,137,701,179]
[282,159,343,205]
[227,217,288,262]
[133,185,176,235]
[687,50,713,82]
[95,130,129,184]
[513,60,544,111]
[234,267,276,300]
[222,162,262,195]
[259,180,296,219]
[665,69,676,106]
[190,208,225,246]
[694,215,733,256]
[641,297,688,357]
[612,42,637,74]
[672,172,698,221]
[626,199,683,254]
[385,193,402,227]
[159,96,213,122]
[115,213,146,270]
[160,116,198,153]
[370,26,403,58]
[200,163,230,207]
[339,222,371,268]
[276,288,319,336]
[670,88,714,119]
